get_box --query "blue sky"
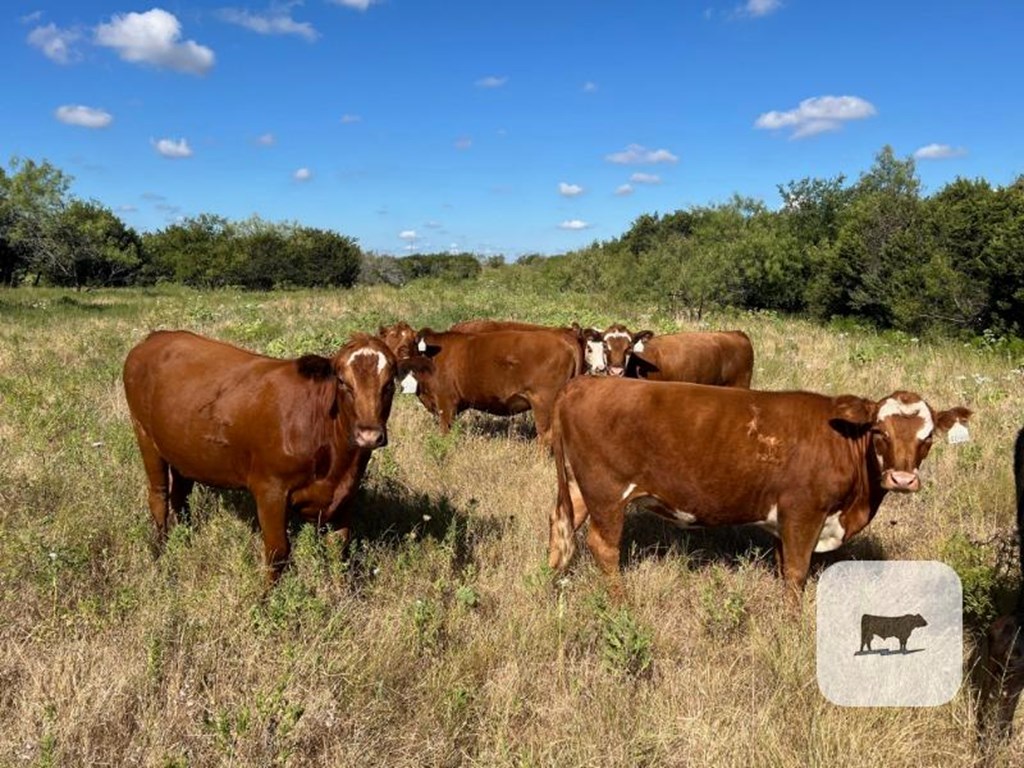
[3,1,1023,258]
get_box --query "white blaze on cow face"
[585,340,607,373]
[349,347,388,374]
[877,397,934,441]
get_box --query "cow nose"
[608,366,625,377]
[355,427,386,448]
[888,470,919,491]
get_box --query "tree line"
[530,146,1023,338]
[0,157,480,291]
[2,148,1022,339]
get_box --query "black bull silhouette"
[859,613,928,653]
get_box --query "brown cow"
[547,377,971,597]
[405,327,583,444]
[582,324,650,377]
[627,330,754,387]
[378,321,417,361]
[449,319,598,373]
[979,426,1024,740]
[123,330,398,583]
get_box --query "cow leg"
[131,421,172,548]
[569,478,590,530]
[253,482,290,586]
[778,512,820,597]
[586,503,626,602]
[529,397,554,447]
[168,467,194,528]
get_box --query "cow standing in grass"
[404,327,583,445]
[548,378,972,598]
[123,330,398,584]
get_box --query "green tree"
[43,200,141,289]
[0,157,72,286]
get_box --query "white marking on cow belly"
[671,509,698,526]
[753,504,780,537]
[621,483,637,500]
[399,371,418,394]
[814,511,845,552]
[877,398,934,440]
[350,348,387,373]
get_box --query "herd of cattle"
[123,318,1024,731]
[122,318,972,592]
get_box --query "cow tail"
[548,402,577,572]
[1014,426,1024,617]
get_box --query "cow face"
[378,322,417,362]
[335,337,398,448]
[835,391,973,493]
[585,325,654,376]
[400,354,438,415]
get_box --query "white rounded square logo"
[816,561,962,707]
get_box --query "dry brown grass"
[0,284,1022,767]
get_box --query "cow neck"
[839,430,886,541]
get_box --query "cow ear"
[833,395,878,428]
[934,406,973,433]
[632,330,654,344]
[582,327,602,342]
[378,325,387,336]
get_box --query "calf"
[123,330,398,583]
[860,613,928,652]
[405,327,583,444]
[628,330,754,387]
[548,377,971,597]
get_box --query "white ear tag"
[417,339,426,352]
[634,339,645,353]
[947,422,970,445]
[400,372,418,394]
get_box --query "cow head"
[833,391,973,493]
[335,335,398,448]
[398,329,444,415]
[910,613,928,629]
[377,321,418,362]
[583,325,654,376]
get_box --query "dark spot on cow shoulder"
[296,354,333,380]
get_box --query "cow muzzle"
[882,470,920,493]
[354,427,387,448]
[608,366,625,377]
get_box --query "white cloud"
[257,132,275,145]
[605,143,678,165]
[330,0,378,9]
[219,6,318,42]
[293,167,312,181]
[743,0,782,17]
[559,182,584,197]
[913,143,967,160]
[476,75,508,88]
[55,105,113,128]
[630,172,661,185]
[615,184,634,196]
[582,81,598,93]
[27,23,82,64]
[340,114,362,124]
[399,230,418,240]
[117,204,138,213]
[152,137,193,158]
[95,9,215,75]
[755,95,876,139]
[559,220,590,231]
[454,136,472,150]
[21,11,44,24]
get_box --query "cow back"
[630,330,753,387]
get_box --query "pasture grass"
[1,278,1023,766]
